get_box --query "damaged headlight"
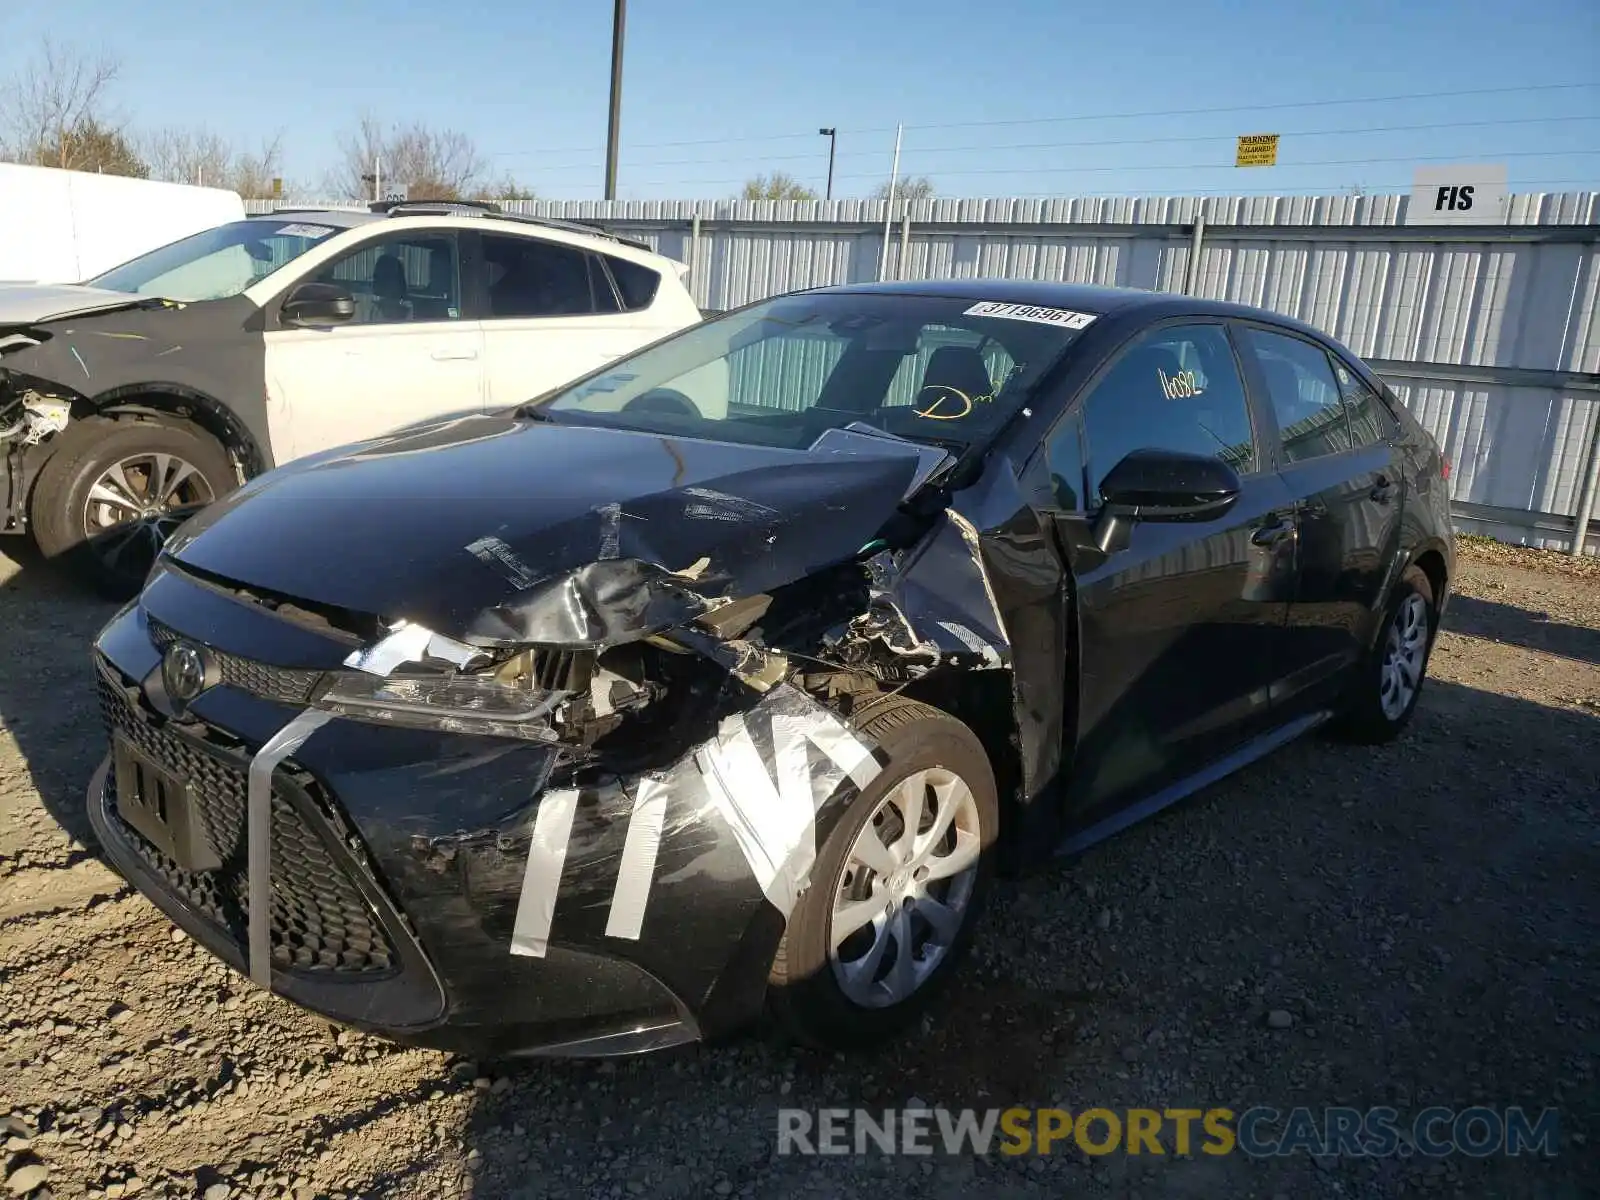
[312,622,575,740]
[313,619,681,744]
[314,671,569,741]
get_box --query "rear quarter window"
[606,256,661,310]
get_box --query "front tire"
[30,415,235,599]
[768,696,998,1050]
[1334,564,1437,744]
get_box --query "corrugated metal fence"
[247,192,1600,554]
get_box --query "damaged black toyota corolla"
[87,281,1454,1056]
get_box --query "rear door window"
[1239,328,1353,462]
[481,232,610,318]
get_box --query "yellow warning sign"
[1235,134,1279,167]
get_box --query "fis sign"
[1408,164,1508,225]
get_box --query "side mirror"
[1093,448,1240,551]
[281,282,355,326]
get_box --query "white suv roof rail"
[369,199,654,253]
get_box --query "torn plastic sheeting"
[679,486,780,524]
[596,502,623,560]
[664,625,788,692]
[466,558,713,648]
[466,535,541,590]
[603,776,672,941]
[694,684,880,916]
[247,709,333,987]
[505,684,881,957]
[509,786,582,957]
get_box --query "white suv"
[0,201,702,593]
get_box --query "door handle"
[430,348,479,361]
[1370,475,1396,503]
[1251,517,1294,547]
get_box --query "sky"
[4,0,1599,202]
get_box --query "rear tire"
[1334,565,1437,744]
[30,414,235,599]
[768,696,998,1050]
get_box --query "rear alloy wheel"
[768,696,997,1049]
[1335,564,1437,743]
[30,415,235,598]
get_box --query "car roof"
[243,205,665,262]
[817,278,1335,342]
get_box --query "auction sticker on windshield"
[274,223,336,239]
[964,301,1097,330]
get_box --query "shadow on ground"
[433,675,1596,1199]
[0,540,121,854]
[2,539,1594,1198]
[1444,593,1600,666]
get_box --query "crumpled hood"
[0,283,163,326]
[169,414,921,643]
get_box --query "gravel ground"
[1,536,1595,1200]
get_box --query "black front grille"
[146,617,324,705]
[97,674,395,976]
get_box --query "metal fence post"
[1182,207,1207,295]
[689,213,702,308]
[1570,409,1600,556]
[899,211,912,280]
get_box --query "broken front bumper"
[86,576,792,1057]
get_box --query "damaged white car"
[0,200,700,594]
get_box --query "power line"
[483,80,1599,160]
[838,149,1600,183]
[890,115,1600,163]
[898,82,1600,134]
[511,114,1600,175]
[531,177,1595,203]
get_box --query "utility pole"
[604,0,626,200]
[819,127,837,202]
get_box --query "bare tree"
[144,127,285,196]
[739,172,819,202]
[872,175,936,203]
[0,38,143,174]
[327,115,489,202]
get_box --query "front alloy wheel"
[82,452,217,578]
[769,696,997,1050]
[830,767,982,1009]
[30,414,236,599]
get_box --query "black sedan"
[86,281,1454,1056]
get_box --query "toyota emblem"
[162,642,210,704]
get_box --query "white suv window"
[481,233,619,318]
[310,232,462,325]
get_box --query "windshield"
[538,292,1095,452]
[87,219,342,301]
